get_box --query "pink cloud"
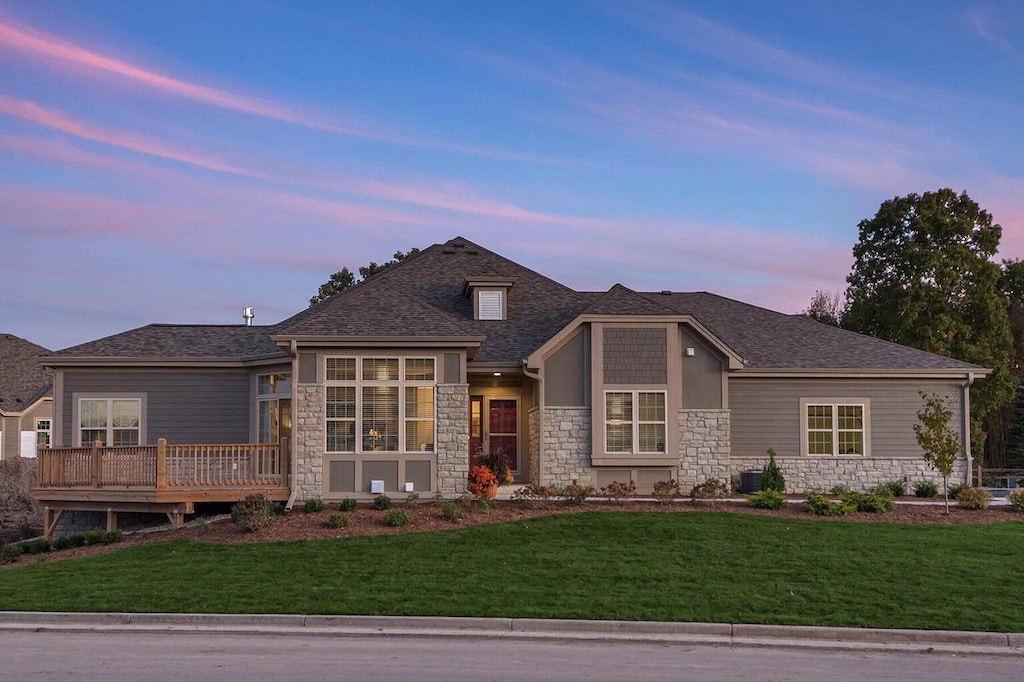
[0,18,554,163]
[0,95,250,174]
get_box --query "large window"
[803,401,867,456]
[605,391,666,454]
[79,398,141,446]
[325,356,436,453]
[257,373,292,444]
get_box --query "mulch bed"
[3,496,1020,570]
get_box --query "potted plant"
[477,445,515,486]
[467,465,499,499]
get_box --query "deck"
[35,438,289,539]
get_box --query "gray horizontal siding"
[61,370,251,446]
[729,378,964,458]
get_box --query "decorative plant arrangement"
[467,465,499,499]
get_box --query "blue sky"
[1,0,1022,350]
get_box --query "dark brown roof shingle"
[0,334,52,411]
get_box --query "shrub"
[1008,488,1024,512]
[51,535,74,551]
[231,494,276,532]
[27,538,51,554]
[747,490,786,509]
[881,479,906,497]
[842,491,894,513]
[558,480,594,505]
[339,498,358,512]
[101,529,123,545]
[384,508,410,527]
[0,544,24,564]
[690,477,730,501]
[650,479,680,503]
[404,492,420,507]
[83,528,106,546]
[600,480,636,502]
[760,449,785,493]
[869,484,895,498]
[829,484,851,496]
[511,483,558,502]
[948,482,967,499]
[805,492,854,516]
[326,512,349,529]
[303,498,325,513]
[440,502,462,521]
[270,502,286,515]
[479,498,497,514]
[956,487,993,510]
[914,481,939,498]
[373,494,392,510]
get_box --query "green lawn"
[2,512,1022,631]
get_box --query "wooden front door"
[468,396,520,474]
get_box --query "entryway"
[469,396,520,474]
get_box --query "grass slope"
[2,512,1022,631]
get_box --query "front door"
[468,396,519,474]
[488,398,519,474]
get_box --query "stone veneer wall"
[678,409,731,487]
[435,384,469,496]
[729,455,969,493]
[294,384,325,501]
[527,407,540,484]
[541,407,592,486]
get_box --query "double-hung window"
[803,400,867,456]
[325,356,436,453]
[605,390,666,454]
[79,398,141,446]
[36,419,52,447]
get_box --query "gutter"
[285,339,299,510]
[522,361,544,486]
[963,372,974,486]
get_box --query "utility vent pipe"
[242,307,255,326]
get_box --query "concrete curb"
[1,612,1022,656]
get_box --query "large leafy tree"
[843,189,1014,457]
[308,248,421,307]
[802,290,843,327]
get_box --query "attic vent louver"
[660,290,672,295]
[443,247,456,254]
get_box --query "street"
[2,630,1020,681]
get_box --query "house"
[40,236,982,514]
[0,334,53,459]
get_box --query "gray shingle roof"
[0,334,52,411]
[52,325,285,360]
[647,292,982,371]
[44,237,984,373]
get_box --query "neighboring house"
[0,334,53,459]
[43,237,983,502]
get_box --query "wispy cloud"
[965,8,1023,60]
[0,18,554,162]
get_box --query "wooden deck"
[35,438,289,539]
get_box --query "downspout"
[285,339,299,510]
[522,360,544,486]
[963,372,974,486]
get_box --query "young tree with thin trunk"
[913,392,961,514]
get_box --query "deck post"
[156,438,168,490]
[106,507,117,533]
[92,440,103,488]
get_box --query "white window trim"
[35,418,52,448]
[324,356,437,454]
[73,395,145,447]
[799,398,871,457]
[604,390,667,455]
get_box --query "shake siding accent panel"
[61,370,251,446]
[729,378,963,458]
[603,328,667,384]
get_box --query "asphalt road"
[3,631,1021,681]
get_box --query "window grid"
[325,356,436,453]
[36,419,51,448]
[605,390,667,454]
[79,398,140,447]
[806,403,865,456]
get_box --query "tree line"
[805,188,1023,468]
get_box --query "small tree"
[760,449,786,493]
[913,393,961,514]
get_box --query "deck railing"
[37,438,289,490]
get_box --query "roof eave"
[731,367,990,379]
